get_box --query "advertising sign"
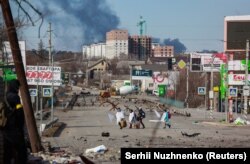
[132,69,152,77]
[228,74,250,85]
[190,53,226,72]
[26,65,62,86]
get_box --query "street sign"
[198,87,206,95]
[178,60,186,69]
[209,90,214,99]
[29,89,37,97]
[132,69,152,77]
[243,86,250,96]
[229,88,238,97]
[43,87,52,97]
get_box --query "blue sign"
[132,69,152,77]
[229,88,237,97]
[29,89,37,97]
[43,88,52,97]
[198,87,206,95]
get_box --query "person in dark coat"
[137,107,146,129]
[4,79,27,164]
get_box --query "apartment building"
[152,45,174,57]
[106,29,128,59]
[82,43,105,59]
[129,35,152,60]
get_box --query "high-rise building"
[106,29,128,59]
[129,35,152,60]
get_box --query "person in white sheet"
[115,108,125,129]
[128,109,137,128]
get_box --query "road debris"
[181,131,201,137]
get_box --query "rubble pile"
[28,142,84,163]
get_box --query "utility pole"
[48,22,52,66]
[225,53,229,123]
[209,56,214,119]
[185,55,189,109]
[0,0,42,152]
[244,40,249,121]
[86,60,88,87]
[47,23,54,122]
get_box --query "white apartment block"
[106,29,128,59]
[82,43,106,59]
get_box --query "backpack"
[139,110,146,118]
[168,111,171,119]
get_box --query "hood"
[7,79,20,93]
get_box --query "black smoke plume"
[153,38,187,54]
[36,0,120,51]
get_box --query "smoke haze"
[34,0,120,51]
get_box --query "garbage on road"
[234,117,246,125]
[85,145,107,154]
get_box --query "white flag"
[154,110,161,118]
[107,112,115,122]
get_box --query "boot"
[129,124,132,129]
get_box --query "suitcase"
[120,119,127,128]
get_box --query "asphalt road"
[42,95,250,163]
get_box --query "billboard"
[228,74,250,85]
[190,53,226,72]
[224,15,250,51]
[26,65,62,86]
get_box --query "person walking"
[3,79,28,164]
[162,109,171,128]
[115,107,126,129]
[128,109,137,129]
[137,107,146,129]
